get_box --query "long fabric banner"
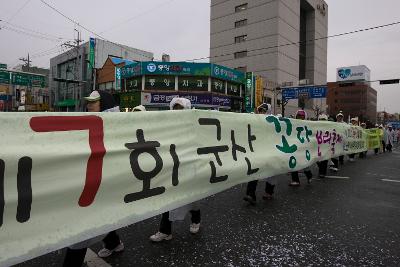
[0,111,368,266]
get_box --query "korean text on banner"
[0,111,368,266]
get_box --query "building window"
[235,66,247,73]
[235,19,247,28]
[235,3,248,12]
[235,35,247,43]
[234,51,247,59]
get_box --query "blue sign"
[387,121,400,129]
[0,95,12,101]
[142,92,231,108]
[338,68,351,79]
[282,86,327,100]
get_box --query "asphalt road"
[16,146,400,267]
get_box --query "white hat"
[84,90,101,102]
[132,105,146,112]
[170,97,191,110]
[336,112,344,118]
[351,117,358,122]
[318,114,328,121]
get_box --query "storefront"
[120,62,245,111]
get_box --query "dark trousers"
[159,210,201,235]
[349,154,355,159]
[317,160,328,176]
[246,180,275,198]
[387,143,393,152]
[331,156,344,169]
[382,141,386,153]
[291,170,312,183]
[63,248,87,267]
[103,231,121,250]
[374,148,379,154]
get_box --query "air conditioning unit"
[298,79,310,86]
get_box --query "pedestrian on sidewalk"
[149,98,201,242]
[63,90,124,266]
[289,110,312,186]
[243,103,276,205]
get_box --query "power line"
[184,20,400,62]
[99,0,176,34]
[39,0,154,61]
[0,25,63,42]
[4,0,32,25]
[0,21,73,41]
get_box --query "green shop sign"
[121,62,245,84]
[211,64,245,83]
[0,70,10,84]
[0,63,7,69]
[119,92,141,108]
[245,72,255,113]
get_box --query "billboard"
[336,65,370,82]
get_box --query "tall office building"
[210,0,328,116]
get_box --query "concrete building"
[327,65,377,125]
[50,38,153,111]
[210,0,328,117]
[327,82,377,125]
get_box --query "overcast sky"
[1,0,399,113]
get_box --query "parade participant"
[348,118,358,162]
[331,111,345,171]
[316,114,329,178]
[359,123,367,158]
[63,90,124,266]
[379,125,386,153]
[290,110,313,186]
[374,124,380,155]
[149,97,201,242]
[385,125,395,152]
[243,103,276,205]
[132,105,146,112]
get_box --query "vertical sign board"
[115,68,121,91]
[255,76,263,108]
[245,72,254,113]
[88,38,95,73]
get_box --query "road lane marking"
[381,179,400,183]
[324,176,350,179]
[85,249,112,267]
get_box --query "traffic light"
[379,79,399,85]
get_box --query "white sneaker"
[149,232,172,242]
[189,223,200,234]
[349,158,355,162]
[98,242,124,258]
[329,167,339,172]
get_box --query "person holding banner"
[348,118,358,162]
[330,111,345,171]
[359,123,368,158]
[290,110,313,186]
[63,90,124,266]
[150,97,202,242]
[243,103,276,205]
[317,114,329,178]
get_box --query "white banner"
[0,111,367,266]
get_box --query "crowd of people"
[62,90,398,266]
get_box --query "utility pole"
[61,28,83,111]
[19,53,31,72]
